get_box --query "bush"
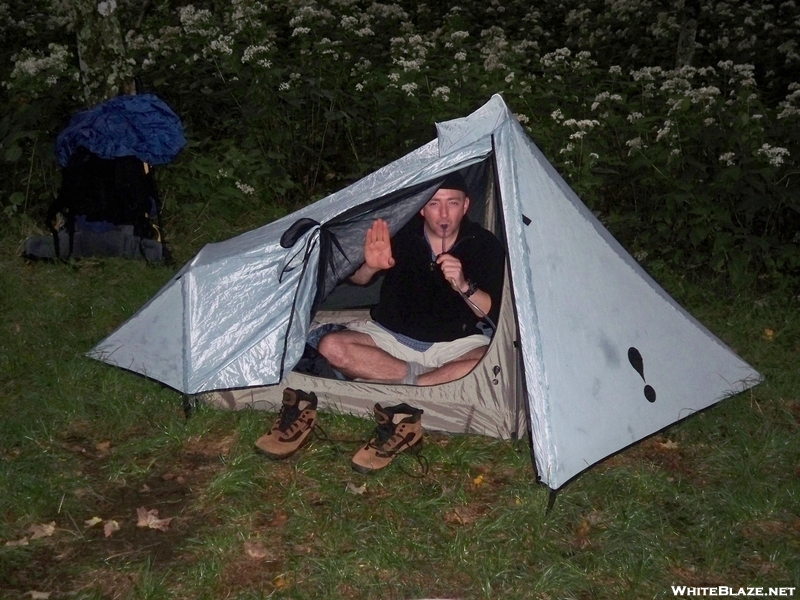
[1,0,798,287]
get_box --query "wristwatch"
[464,279,477,298]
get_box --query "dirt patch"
[2,430,236,598]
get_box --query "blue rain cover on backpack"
[56,94,186,167]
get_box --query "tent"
[89,95,762,489]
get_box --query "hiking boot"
[255,388,318,459]
[351,403,424,473]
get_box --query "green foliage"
[1,0,798,288]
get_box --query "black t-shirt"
[370,216,505,343]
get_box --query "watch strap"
[463,280,477,298]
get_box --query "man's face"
[420,187,470,240]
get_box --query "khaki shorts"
[346,319,491,369]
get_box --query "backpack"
[38,147,167,262]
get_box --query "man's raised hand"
[364,218,395,271]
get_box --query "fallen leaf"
[268,511,288,528]
[514,497,522,505]
[244,541,267,559]
[139,483,151,493]
[472,474,484,487]
[136,507,172,531]
[273,574,290,589]
[660,439,679,450]
[444,507,477,525]
[162,472,175,481]
[84,517,103,528]
[572,519,592,549]
[6,537,29,547]
[104,520,120,538]
[95,441,111,452]
[29,522,56,539]
[345,482,366,495]
[27,591,50,599]
[763,328,775,341]
[14,323,21,333]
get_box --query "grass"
[0,221,798,600]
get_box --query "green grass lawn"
[1,227,798,599]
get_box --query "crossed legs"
[316,330,487,386]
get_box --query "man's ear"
[463,195,471,214]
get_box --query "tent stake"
[546,488,558,515]
[182,394,194,420]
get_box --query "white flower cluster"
[756,143,790,167]
[777,40,800,63]
[591,91,622,111]
[480,27,509,72]
[562,118,601,140]
[626,137,647,156]
[777,83,800,119]
[367,3,409,20]
[515,113,530,124]
[655,119,673,142]
[401,82,418,96]
[630,66,663,82]
[206,34,234,56]
[719,152,736,166]
[230,0,270,34]
[236,181,255,196]
[340,15,359,30]
[289,5,334,27]
[432,86,450,101]
[391,33,430,72]
[97,0,117,17]
[242,44,275,68]
[541,47,571,68]
[627,111,644,122]
[718,61,757,87]
[9,43,71,82]
[179,5,215,36]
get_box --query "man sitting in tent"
[317,173,505,386]
[255,173,506,472]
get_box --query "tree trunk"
[71,0,134,106]
[675,0,699,68]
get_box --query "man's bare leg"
[417,346,487,386]
[317,330,408,381]
[318,332,488,385]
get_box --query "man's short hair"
[438,172,469,196]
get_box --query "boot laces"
[369,421,394,449]
[276,403,301,432]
